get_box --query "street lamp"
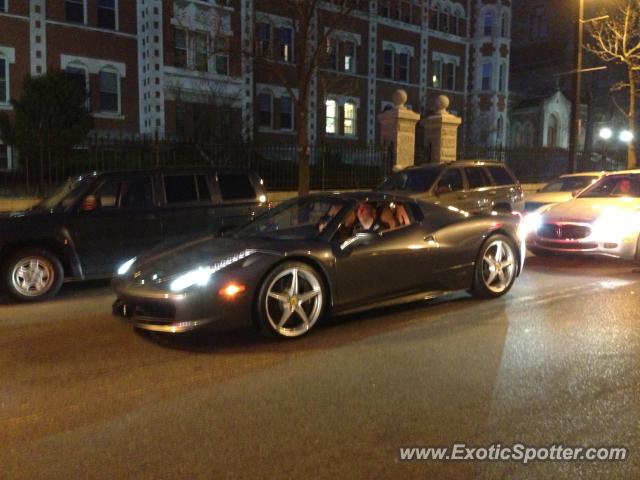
[619,130,634,143]
[599,127,613,140]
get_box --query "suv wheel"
[2,248,64,301]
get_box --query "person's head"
[378,205,397,229]
[618,178,632,194]
[356,201,376,226]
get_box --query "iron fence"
[458,147,629,183]
[0,138,392,196]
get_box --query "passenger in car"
[354,201,389,233]
[378,205,398,230]
[395,203,411,227]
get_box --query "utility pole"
[568,0,584,173]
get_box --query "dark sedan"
[112,193,526,339]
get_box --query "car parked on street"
[112,192,525,339]
[524,172,604,213]
[524,170,640,260]
[377,161,524,214]
[0,167,268,301]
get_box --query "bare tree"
[587,0,640,168]
[251,0,361,195]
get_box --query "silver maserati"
[524,170,640,260]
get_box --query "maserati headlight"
[169,250,254,293]
[522,212,543,235]
[117,257,137,276]
[589,210,638,242]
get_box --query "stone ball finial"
[435,95,450,113]
[392,89,408,109]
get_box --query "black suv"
[378,161,524,214]
[0,167,268,301]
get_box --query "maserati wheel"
[472,235,517,299]
[256,262,325,338]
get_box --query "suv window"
[164,174,211,204]
[465,167,491,189]
[218,173,257,201]
[94,177,154,209]
[487,166,515,186]
[436,168,464,193]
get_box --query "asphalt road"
[1,256,639,479]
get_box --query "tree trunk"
[297,107,310,195]
[628,67,637,169]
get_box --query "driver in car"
[353,201,390,233]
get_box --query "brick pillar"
[421,95,462,164]
[377,89,421,171]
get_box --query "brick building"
[0,0,513,170]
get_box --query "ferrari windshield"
[234,197,349,240]
[541,176,598,193]
[578,174,640,198]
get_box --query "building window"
[498,64,506,91]
[481,63,492,91]
[257,93,272,128]
[547,114,558,147]
[194,32,208,72]
[99,69,119,113]
[401,1,412,23]
[173,28,187,68]
[343,41,355,73]
[0,144,7,171]
[0,0,6,12]
[444,62,455,90]
[501,13,509,37]
[398,53,410,82]
[280,95,293,130]
[430,7,439,30]
[325,99,337,134]
[379,0,389,17]
[0,57,7,104]
[214,36,229,75]
[483,11,493,36]
[97,0,116,30]
[431,60,441,88]
[278,27,293,62]
[257,22,271,57]
[65,0,85,24]
[496,117,503,145]
[326,38,338,70]
[343,102,356,136]
[440,8,449,33]
[383,49,393,79]
[530,6,548,41]
[65,65,89,108]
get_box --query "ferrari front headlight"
[169,250,255,293]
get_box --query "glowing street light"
[599,127,613,140]
[619,130,634,144]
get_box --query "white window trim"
[382,41,414,57]
[432,51,460,67]
[60,54,126,77]
[257,90,274,129]
[65,61,91,109]
[383,49,394,79]
[98,67,122,115]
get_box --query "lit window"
[280,95,293,130]
[325,99,337,134]
[431,60,441,88]
[343,102,356,136]
[65,0,85,23]
[99,69,119,113]
[97,0,116,30]
[343,41,355,73]
[278,27,293,62]
[173,28,187,68]
[257,93,272,128]
[0,58,7,103]
[194,32,208,72]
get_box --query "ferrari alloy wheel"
[3,248,64,302]
[472,235,517,299]
[257,262,325,338]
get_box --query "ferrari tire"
[471,234,517,299]
[255,261,326,339]
[2,248,64,302]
